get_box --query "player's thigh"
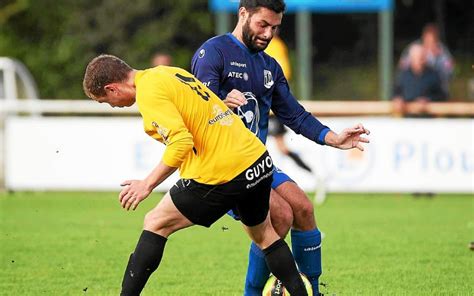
[274,181,316,230]
[235,175,272,228]
[169,179,233,228]
[269,189,293,238]
[143,192,194,237]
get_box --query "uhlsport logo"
[263,69,274,89]
[230,61,247,68]
[198,49,205,58]
[237,92,260,136]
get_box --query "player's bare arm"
[224,89,248,108]
[324,123,370,151]
[119,161,178,211]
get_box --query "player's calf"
[274,181,322,294]
[244,217,308,296]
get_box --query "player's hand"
[223,89,247,109]
[329,123,370,151]
[119,180,153,211]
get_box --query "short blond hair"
[83,54,132,98]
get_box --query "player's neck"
[231,28,246,48]
[127,70,138,88]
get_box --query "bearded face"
[240,8,282,52]
[242,17,271,52]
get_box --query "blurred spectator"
[392,44,445,117]
[267,116,312,172]
[398,23,454,98]
[265,35,312,172]
[265,34,292,81]
[151,52,172,66]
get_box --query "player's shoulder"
[138,66,171,82]
[259,51,281,71]
[199,34,230,52]
[193,35,231,67]
[137,66,186,90]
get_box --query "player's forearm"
[144,161,178,191]
[323,130,340,148]
[162,137,194,167]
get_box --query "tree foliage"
[0,0,213,99]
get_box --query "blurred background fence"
[1,100,473,193]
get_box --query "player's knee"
[143,211,164,232]
[299,198,314,219]
[293,198,316,230]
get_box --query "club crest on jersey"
[263,70,274,89]
[237,92,260,136]
[152,121,170,144]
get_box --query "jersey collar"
[226,33,258,56]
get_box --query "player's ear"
[104,83,118,95]
[238,7,248,22]
[104,83,118,96]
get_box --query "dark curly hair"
[239,0,286,14]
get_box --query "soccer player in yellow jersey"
[83,54,310,296]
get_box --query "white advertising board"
[5,117,474,193]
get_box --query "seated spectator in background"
[398,23,454,98]
[392,44,446,117]
[151,52,172,66]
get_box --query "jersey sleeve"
[191,41,224,97]
[271,64,330,145]
[139,80,195,167]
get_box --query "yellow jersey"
[135,66,267,185]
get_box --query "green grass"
[1,192,473,295]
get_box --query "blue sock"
[244,242,271,296]
[291,228,322,294]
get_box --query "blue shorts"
[271,166,294,189]
[227,165,293,221]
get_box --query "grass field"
[1,192,473,295]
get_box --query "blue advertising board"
[210,0,393,13]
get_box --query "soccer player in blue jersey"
[191,1,370,295]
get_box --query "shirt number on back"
[175,73,210,101]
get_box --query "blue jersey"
[191,33,330,145]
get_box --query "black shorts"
[170,151,273,227]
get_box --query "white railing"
[1,99,474,116]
